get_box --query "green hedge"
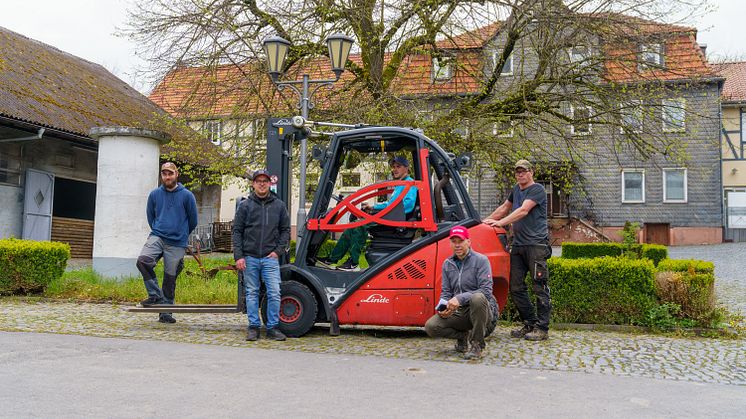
[657,259,714,274]
[548,256,658,325]
[0,238,70,295]
[561,242,624,259]
[561,242,668,266]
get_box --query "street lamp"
[262,33,354,248]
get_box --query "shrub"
[561,242,625,259]
[640,244,668,266]
[548,256,658,325]
[561,242,667,265]
[289,239,337,260]
[501,256,656,325]
[657,259,714,274]
[0,238,70,295]
[654,270,716,326]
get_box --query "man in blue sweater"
[136,162,198,324]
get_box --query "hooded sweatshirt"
[146,183,199,247]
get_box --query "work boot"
[463,342,483,360]
[337,259,360,271]
[454,333,468,354]
[510,324,534,338]
[524,328,549,341]
[140,296,163,307]
[316,257,337,269]
[158,313,176,324]
[266,328,287,341]
[246,327,260,341]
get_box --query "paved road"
[1,332,744,418]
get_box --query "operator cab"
[302,126,476,273]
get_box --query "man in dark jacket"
[424,226,497,360]
[136,162,198,324]
[233,169,291,341]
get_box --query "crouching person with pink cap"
[424,226,498,360]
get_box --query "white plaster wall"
[93,135,159,260]
[0,185,23,238]
[219,176,249,221]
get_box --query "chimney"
[699,43,707,58]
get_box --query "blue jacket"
[373,175,417,214]
[146,183,199,247]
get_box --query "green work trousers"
[329,226,368,263]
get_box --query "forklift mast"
[265,117,299,213]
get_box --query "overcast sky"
[0,0,744,94]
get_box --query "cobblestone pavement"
[0,300,743,386]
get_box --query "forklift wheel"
[261,280,318,337]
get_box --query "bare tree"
[126,0,716,189]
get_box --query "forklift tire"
[261,280,318,337]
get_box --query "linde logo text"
[361,294,390,303]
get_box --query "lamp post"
[263,33,353,248]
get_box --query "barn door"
[22,169,55,241]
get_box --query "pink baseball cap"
[449,226,469,240]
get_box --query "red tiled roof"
[150,51,482,118]
[0,26,172,139]
[714,61,746,102]
[435,22,501,50]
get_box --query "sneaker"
[510,324,534,339]
[524,328,549,341]
[337,259,360,271]
[266,328,287,341]
[463,343,483,360]
[140,296,163,307]
[454,333,468,354]
[246,327,260,341]
[316,257,337,269]
[158,313,176,324]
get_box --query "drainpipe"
[0,127,45,143]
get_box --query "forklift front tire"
[261,280,318,337]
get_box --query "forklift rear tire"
[261,280,318,337]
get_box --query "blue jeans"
[244,255,281,329]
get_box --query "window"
[494,52,513,75]
[570,105,592,135]
[432,58,452,81]
[0,152,21,186]
[568,45,590,64]
[341,173,361,188]
[492,119,514,137]
[662,98,686,132]
[204,120,222,145]
[640,43,664,70]
[622,170,645,203]
[620,101,643,133]
[663,168,687,203]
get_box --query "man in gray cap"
[483,159,551,341]
[233,169,291,341]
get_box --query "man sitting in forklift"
[317,156,417,271]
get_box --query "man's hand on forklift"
[235,259,246,270]
[483,218,501,227]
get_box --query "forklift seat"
[365,200,420,266]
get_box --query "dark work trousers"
[509,244,552,331]
[424,292,492,347]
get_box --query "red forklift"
[129,117,510,337]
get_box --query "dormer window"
[639,43,664,70]
[204,120,222,145]
[432,58,453,81]
[493,52,513,75]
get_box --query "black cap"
[390,156,410,167]
[251,169,271,181]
